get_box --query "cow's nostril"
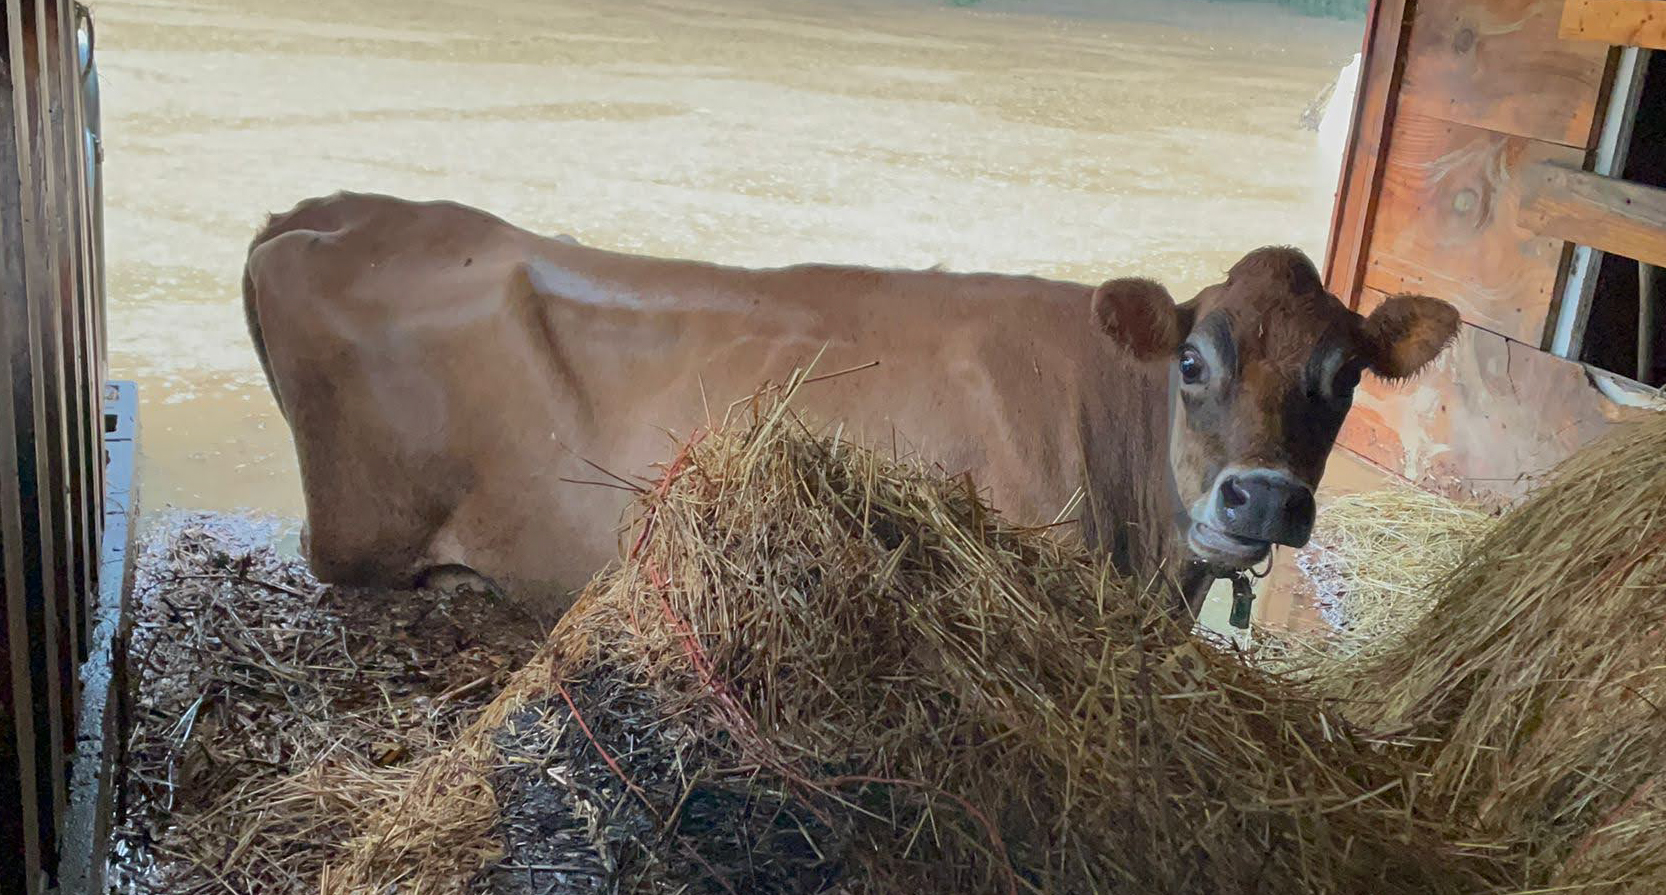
[1220,476,1249,509]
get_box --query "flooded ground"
[98,0,1362,514]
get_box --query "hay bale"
[1346,411,1666,890]
[328,383,1505,895]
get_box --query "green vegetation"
[1221,0,1369,19]
[948,0,1369,20]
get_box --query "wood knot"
[1453,188,1478,215]
[1454,26,1476,53]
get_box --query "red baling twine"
[570,426,1020,895]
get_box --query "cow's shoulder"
[254,192,529,263]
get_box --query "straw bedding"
[1293,486,1493,660]
[110,513,547,895]
[324,388,1505,895]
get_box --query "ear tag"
[1229,572,1256,630]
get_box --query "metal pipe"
[1641,262,1660,384]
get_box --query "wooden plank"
[1339,290,1641,503]
[0,6,47,887]
[61,2,102,591]
[21,0,77,795]
[7,0,72,875]
[1520,161,1666,268]
[0,608,37,894]
[43,0,92,666]
[1397,0,1613,148]
[1323,0,1414,308]
[60,0,101,639]
[1562,0,1666,50]
[2,0,56,888]
[83,6,102,391]
[1362,113,1582,343]
[32,0,80,704]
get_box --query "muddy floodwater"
[98,0,1362,519]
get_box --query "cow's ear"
[1360,294,1460,380]
[1092,278,1184,361]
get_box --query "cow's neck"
[1075,352,1194,601]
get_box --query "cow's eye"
[1334,364,1361,395]
[1178,347,1208,385]
[1325,361,1363,401]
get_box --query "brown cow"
[242,192,1457,616]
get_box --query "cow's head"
[1092,246,1458,571]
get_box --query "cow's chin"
[1187,522,1271,570]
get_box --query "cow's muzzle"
[1189,467,1315,568]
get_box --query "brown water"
[96,0,1361,518]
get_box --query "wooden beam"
[1561,0,1666,50]
[1520,162,1666,269]
[1323,0,1413,308]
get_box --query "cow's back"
[245,192,1148,607]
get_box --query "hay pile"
[1342,411,1666,892]
[1293,486,1493,659]
[111,513,545,895]
[119,391,1666,894]
[326,386,1505,895]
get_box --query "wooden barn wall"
[1344,289,1636,500]
[2,2,111,891]
[1323,0,1652,502]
